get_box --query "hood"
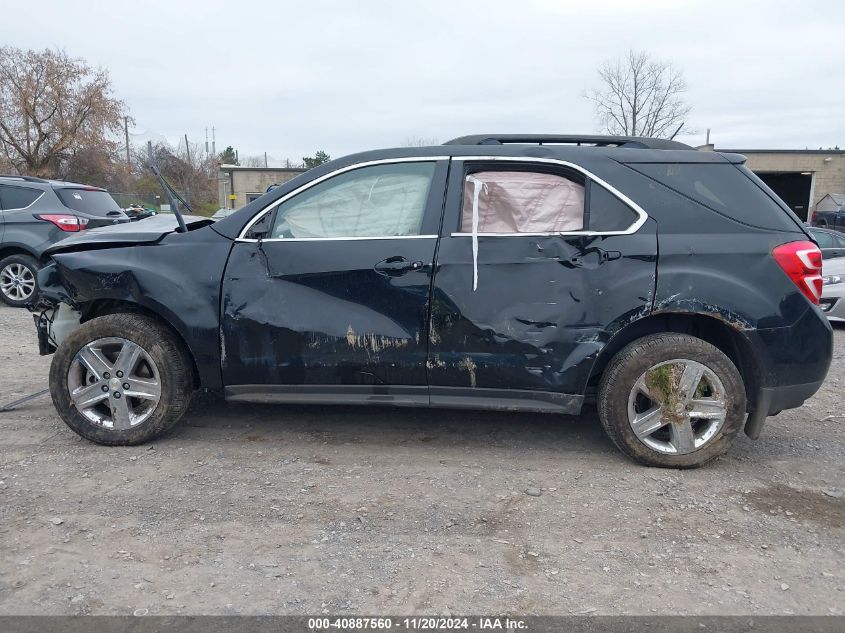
[45,214,214,254]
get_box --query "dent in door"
[427,230,657,394]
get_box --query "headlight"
[822,275,842,285]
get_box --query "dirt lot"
[0,304,843,616]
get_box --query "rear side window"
[55,188,121,215]
[461,171,584,233]
[629,163,799,231]
[588,183,639,232]
[0,184,42,210]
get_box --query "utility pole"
[184,134,191,165]
[124,116,131,165]
[205,128,209,155]
[212,126,216,158]
[264,152,268,168]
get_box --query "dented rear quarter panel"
[610,161,832,390]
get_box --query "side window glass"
[812,230,834,248]
[460,171,584,233]
[588,183,639,232]
[270,162,435,239]
[0,185,42,210]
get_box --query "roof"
[0,174,103,190]
[444,134,693,151]
[822,193,845,204]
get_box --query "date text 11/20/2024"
[308,617,527,630]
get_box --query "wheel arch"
[79,299,202,389]
[588,311,762,412]
[0,245,39,261]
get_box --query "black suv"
[0,175,129,307]
[30,135,833,468]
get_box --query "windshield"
[55,188,123,215]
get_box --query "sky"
[1,0,843,162]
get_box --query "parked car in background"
[31,134,833,468]
[821,257,845,322]
[124,204,157,221]
[0,175,130,307]
[808,226,845,260]
[212,207,236,220]
[810,193,845,232]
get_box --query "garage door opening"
[756,172,813,221]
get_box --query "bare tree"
[402,136,439,147]
[240,155,266,168]
[587,50,691,139]
[136,140,218,215]
[0,47,128,177]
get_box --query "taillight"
[772,240,823,305]
[34,214,89,232]
[810,210,817,224]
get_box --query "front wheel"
[49,313,194,445]
[598,333,746,468]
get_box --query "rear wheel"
[598,333,746,468]
[0,254,39,307]
[49,313,194,445]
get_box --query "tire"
[49,313,194,445]
[598,333,746,469]
[0,254,40,307]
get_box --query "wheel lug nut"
[113,392,121,399]
[101,385,109,392]
[116,371,124,378]
[123,383,130,390]
[103,372,110,379]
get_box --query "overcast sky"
[1,0,843,161]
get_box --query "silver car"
[821,257,845,322]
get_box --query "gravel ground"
[0,304,843,616]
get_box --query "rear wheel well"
[80,299,201,389]
[588,313,760,411]
[0,246,39,262]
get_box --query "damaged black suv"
[31,134,833,468]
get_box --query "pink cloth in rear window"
[461,171,584,233]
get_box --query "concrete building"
[715,148,845,221]
[217,165,306,210]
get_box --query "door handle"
[374,256,424,276]
[568,249,622,265]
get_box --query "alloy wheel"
[0,263,36,302]
[67,337,162,430]
[626,358,728,455]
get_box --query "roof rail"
[0,174,50,183]
[443,134,692,151]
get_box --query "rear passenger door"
[426,158,657,411]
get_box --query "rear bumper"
[743,306,833,438]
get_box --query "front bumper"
[31,302,82,355]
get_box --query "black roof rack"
[0,174,50,183]
[443,134,692,151]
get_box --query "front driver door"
[221,158,448,405]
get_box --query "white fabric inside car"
[461,171,585,234]
[274,166,432,238]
